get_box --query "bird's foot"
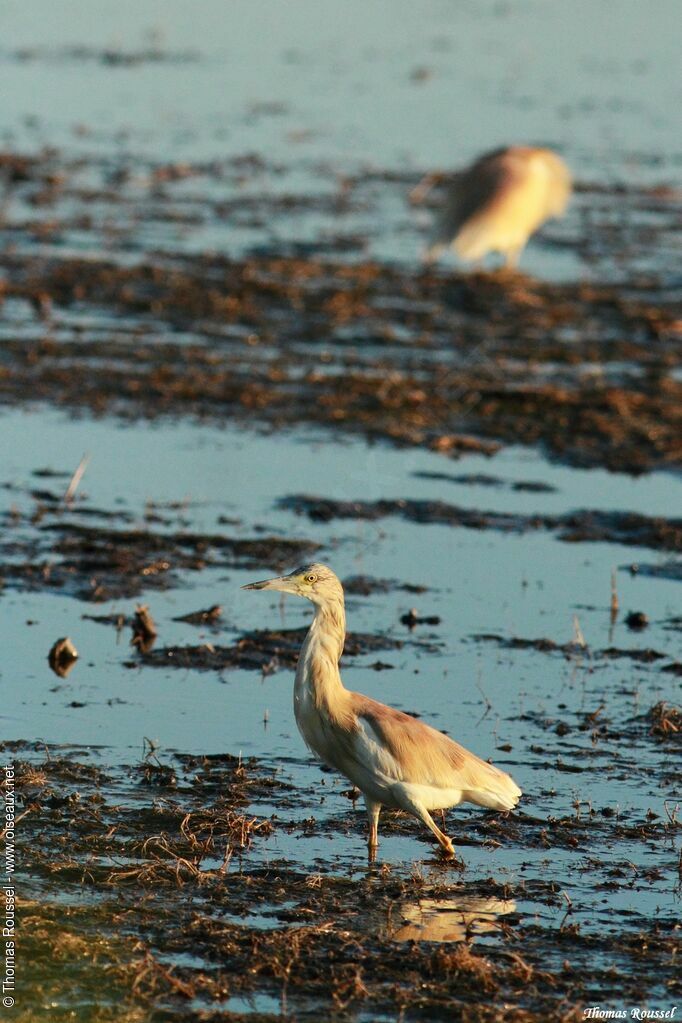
[436,846,466,871]
[436,836,466,867]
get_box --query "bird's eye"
[305,574,317,584]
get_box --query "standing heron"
[425,145,571,269]
[243,563,521,859]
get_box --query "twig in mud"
[142,737,162,766]
[63,452,90,504]
[558,891,573,930]
[663,801,679,827]
[498,949,535,984]
[475,671,492,723]
[584,704,605,725]
[132,950,196,999]
[572,615,587,650]
[610,569,619,620]
[331,966,370,1010]
[219,842,233,874]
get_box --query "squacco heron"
[243,563,521,859]
[426,145,571,269]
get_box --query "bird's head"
[242,562,344,607]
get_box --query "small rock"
[173,604,223,625]
[625,611,649,631]
[48,637,79,678]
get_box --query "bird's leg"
[365,798,381,861]
[427,817,456,858]
[409,802,456,858]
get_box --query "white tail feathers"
[463,767,522,812]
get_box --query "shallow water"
[3,407,680,756]
[3,408,680,947]
[1,0,680,281]
[4,0,679,168]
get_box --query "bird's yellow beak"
[242,574,295,593]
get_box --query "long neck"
[296,597,347,705]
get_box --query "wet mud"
[1,147,681,474]
[471,633,681,677]
[132,625,424,675]
[282,495,682,553]
[6,741,680,1023]
[0,509,319,602]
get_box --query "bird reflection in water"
[389,895,516,943]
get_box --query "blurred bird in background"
[422,145,571,269]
